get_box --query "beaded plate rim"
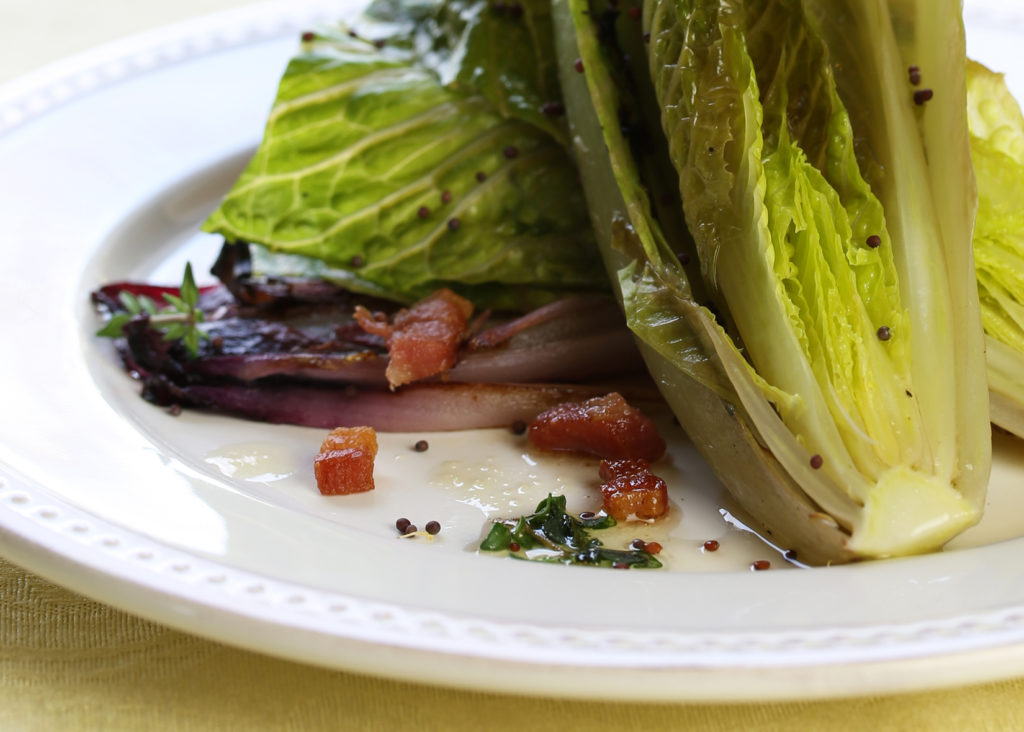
[2,0,1024,702]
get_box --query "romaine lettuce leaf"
[203,0,606,309]
[554,0,989,560]
[966,60,1024,436]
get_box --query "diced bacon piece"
[527,392,665,460]
[599,458,669,521]
[354,289,473,388]
[599,457,651,482]
[314,426,378,495]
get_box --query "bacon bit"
[354,289,473,388]
[314,426,378,495]
[528,392,665,460]
[598,458,669,521]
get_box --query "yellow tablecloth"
[2,556,1023,730]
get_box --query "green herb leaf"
[96,263,208,358]
[95,313,133,338]
[180,263,199,307]
[480,523,512,551]
[118,291,142,314]
[162,293,187,312]
[138,296,159,315]
[480,494,661,569]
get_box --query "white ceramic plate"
[3,0,1024,703]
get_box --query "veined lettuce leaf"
[554,0,988,560]
[203,0,605,309]
[966,60,1024,436]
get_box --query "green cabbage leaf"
[203,0,606,309]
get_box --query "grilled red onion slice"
[156,380,616,431]
[94,242,653,431]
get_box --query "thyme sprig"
[96,263,209,357]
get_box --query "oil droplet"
[205,442,297,483]
[431,457,568,518]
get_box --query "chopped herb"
[479,494,662,568]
